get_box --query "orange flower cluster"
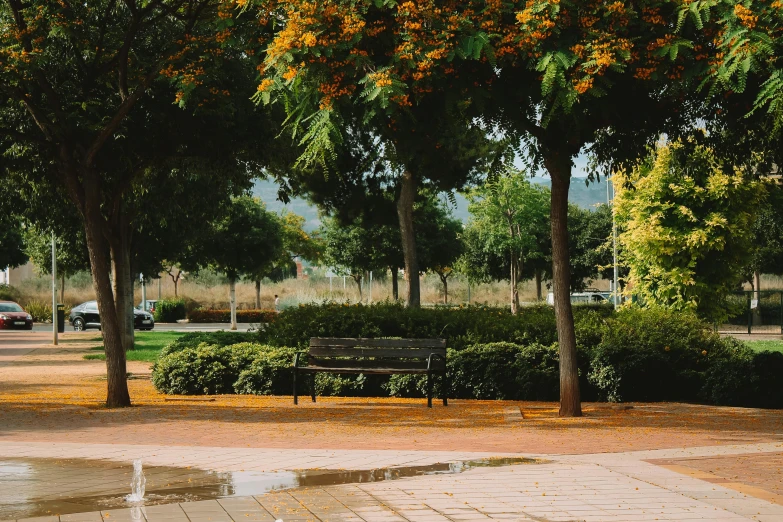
[257,78,275,92]
[734,4,758,29]
[368,70,393,88]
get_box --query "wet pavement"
[0,457,535,520]
[1,442,783,521]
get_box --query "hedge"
[257,301,613,351]
[153,298,187,323]
[151,305,783,408]
[161,331,259,357]
[187,308,277,323]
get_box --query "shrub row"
[187,308,277,323]
[258,301,613,351]
[151,305,783,408]
[153,298,187,323]
[161,331,259,357]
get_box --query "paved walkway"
[2,442,783,522]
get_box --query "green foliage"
[568,203,616,291]
[614,139,766,323]
[0,284,21,302]
[23,225,90,278]
[204,197,284,282]
[461,172,550,298]
[258,301,611,350]
[460,174,613,294]
[24,301,53,323]
[0,218,27,271]
[161,331,259,357]
[234,346,300,395]
[703,351,783,409]
[151,303,782,408]
[151,342,269,395]
[587,308,751,402]
[187,309,277,324]
[153,299,187,323]
[449,343,560,401]
[749,184,783,276]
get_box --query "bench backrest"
[308,338,447,369]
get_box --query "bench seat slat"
[297,366,440,375]
[308,346,446,358]
[310,338,446,348]
[306,357,444,371]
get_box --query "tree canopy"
[205,196,283,328]
[463,172,550,312]
[614,138,766,324]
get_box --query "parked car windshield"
[0,303,24,312]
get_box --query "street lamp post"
[51,232,58,345]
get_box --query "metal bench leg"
[311,374,316,403]
[442,372,448,406]
[293,368,298,405]
[427,372,433,408]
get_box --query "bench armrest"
[427,352,446,372]
[293,352,302,368]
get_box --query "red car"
[0,301,34,330]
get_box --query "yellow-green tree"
[614,139,766,324]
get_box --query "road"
[28,322,256,333]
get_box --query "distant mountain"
[252,176,610,231]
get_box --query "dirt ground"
[2,331,782,455]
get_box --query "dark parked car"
[69,301,155,331]
[0,301,34,330]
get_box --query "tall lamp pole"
[607,172,620,309]
[51,232,58,345]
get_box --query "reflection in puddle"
[0,456,536,520]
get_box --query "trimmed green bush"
[234,346,299,395]
[449,342,560,400]
[152,342,272,395]
[587,308,750,402]
[258,301,612,351]
[150,304,783,409]
[161,331,258,357]
[153,298,186,323]
[188,308,277,323]
[703,350,783,409]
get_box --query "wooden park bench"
[292,338,448,408]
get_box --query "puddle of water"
[0,456,535,520]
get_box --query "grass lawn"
[745,340,783,353]
[83,331,184,362]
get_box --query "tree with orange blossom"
[246,0,751,416]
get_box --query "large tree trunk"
[173,278,179,297]
[545,155,582,418]
[535,269,543,301]
[391,267,399,301]
[255,280,261,309]
[82,186,130,408]
[396,171,420,307]
[110,228,134,352]
[354,274,363,301]
[229,278,237,331]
